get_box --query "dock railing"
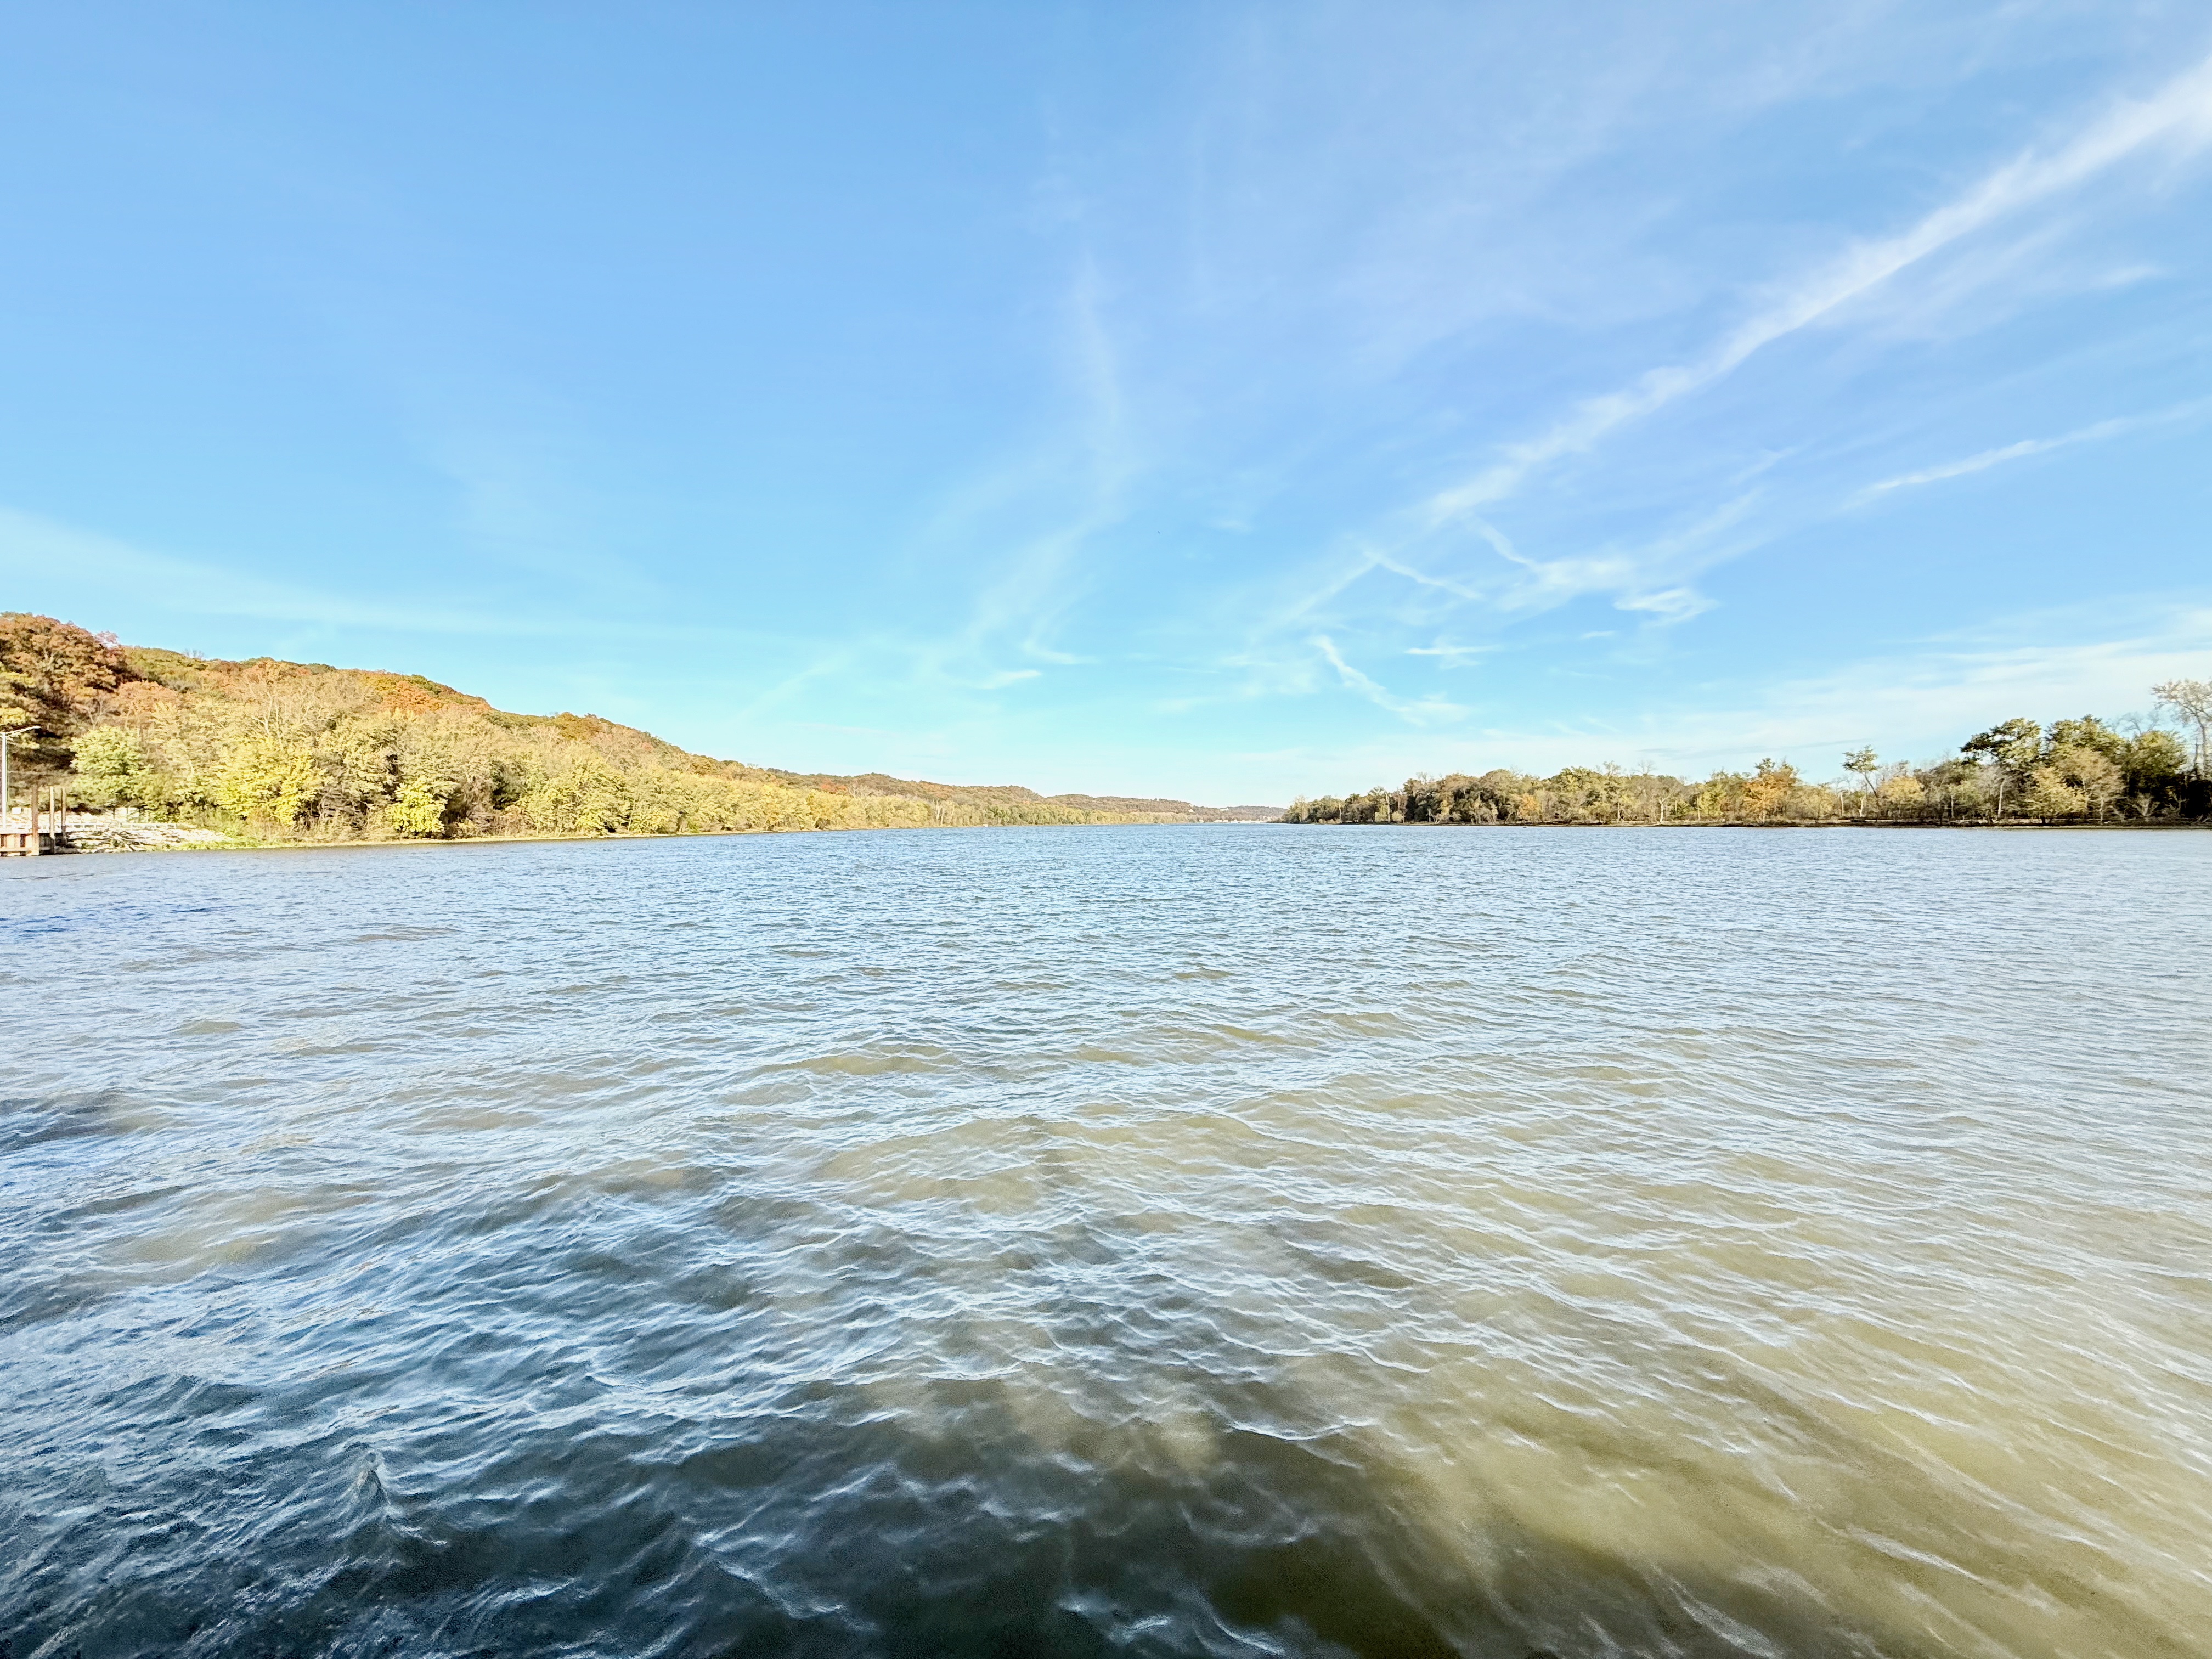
[0,789,70,856]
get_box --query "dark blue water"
[4,826,2209,1657]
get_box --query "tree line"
[1282,681,2212,827]
[0,613,1217,843]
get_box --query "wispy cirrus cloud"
[1276,45,2212,676]
[1855,398,2212,500]
[1099,25,2212,770]
[1859,423,2129,499]
[1313,634,1465,725]
[1425,49,2212,520]
[909,251,1137,691]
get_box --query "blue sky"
[3,3,2208,803]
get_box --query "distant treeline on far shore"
[1284,679,2212,827]
[0,613,1276,845]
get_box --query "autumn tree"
[1873,763,1925,818]
[2066,745,2124,822]
[1740,758,1799,821]
[213,735,321,827]
[0,613,137,776]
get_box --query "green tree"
[2045,715,2124,765]
[2118,728,2186,814]
[1916,757,1987,822]
[1961,718,2042,818]
[1692,771,1745,820]
[69,726,160,810]
[1401,774,1444,822]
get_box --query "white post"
[2,730,30,847]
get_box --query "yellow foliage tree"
[520,752,634,836]
[2020,765,2085,821]
[1874,772,1925,815]
[387,777,450,837]
[213,735,320,827]
[2052,743,2121,821]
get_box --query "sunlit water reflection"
[3,825,2208,1657]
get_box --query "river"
[3,825,2208,1657]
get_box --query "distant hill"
[760,772,1280,823]
[0,612,1281,843]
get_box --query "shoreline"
[19,817,2207,859]
[21,818,1282,858]
[1274,819,2209,832]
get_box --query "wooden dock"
[1,791,67,855]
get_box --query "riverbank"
[1276,817,2209,831]
[27,814,1282,856]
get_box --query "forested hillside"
[0,613,1276,843]
[1284,687,2211,827]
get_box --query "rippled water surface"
[4,825,2210,1658]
